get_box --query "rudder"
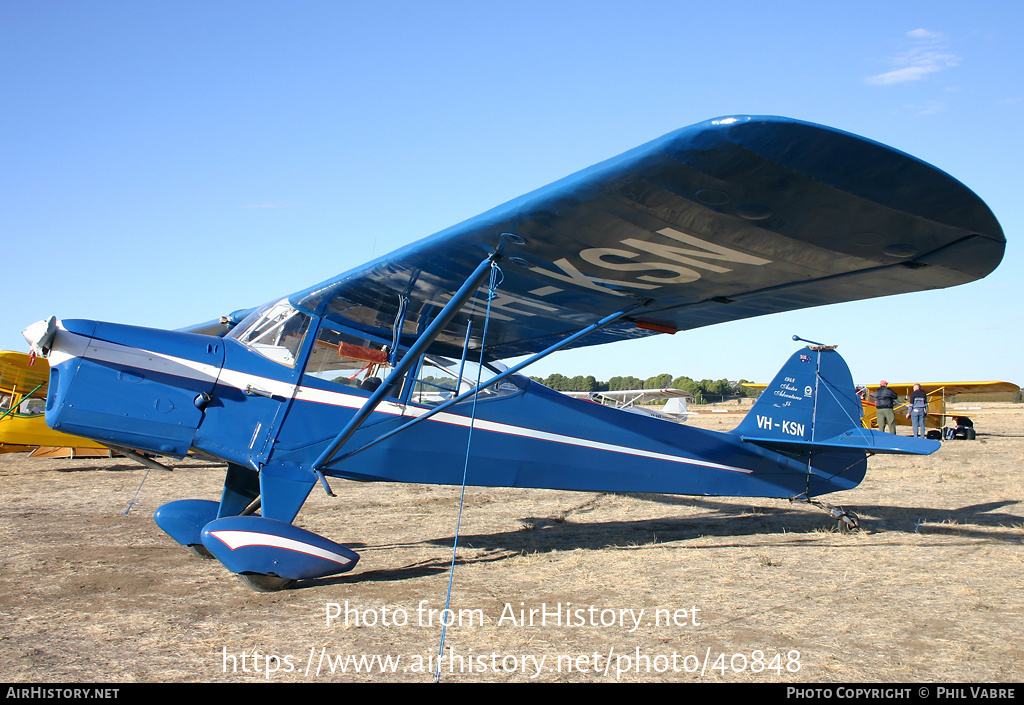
[733,344,938,497]
[733,345,862,445]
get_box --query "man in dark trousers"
[874,380,900,434]
[907,383,929,438]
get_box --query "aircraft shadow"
[292,497,1021,590]
[613,493,1022,539]
[53,459,224,473]
[56,463,154,473]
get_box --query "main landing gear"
[238,573,297,593]
[155,498,360,593]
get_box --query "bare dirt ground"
[1,404,1021,683]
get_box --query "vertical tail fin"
[733,344,938,496]
[733,345,861,444]
[734,345,938,454]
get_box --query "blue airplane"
[23,116,1005,591]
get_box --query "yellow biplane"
[859,381,1019,433]
[0,351,111,456]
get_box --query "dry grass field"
[1,403,1021,683]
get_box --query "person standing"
[874,380,899,434]
[907,383,928,438]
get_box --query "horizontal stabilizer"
[741,429,939,456]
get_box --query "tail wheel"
[837,512,860,534]
[805,498,862,533]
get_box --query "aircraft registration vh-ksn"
[23,116,1005,591]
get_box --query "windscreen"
[227,299,312,367]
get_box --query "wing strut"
[319,300,645,471]
[310,251,503,475]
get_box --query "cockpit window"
[228,299,311,367]
[19,398,45,415]
[304,325,393,391]
[409,355,519,406]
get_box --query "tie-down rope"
[434,261,503,682]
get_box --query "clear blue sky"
[2,1,1021,386]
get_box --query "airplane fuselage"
[42,310,862,523]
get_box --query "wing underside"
[0,351,50,394]
[290,116,1004,360]
[863,382,1019,396]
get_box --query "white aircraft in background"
[564,388,695,423]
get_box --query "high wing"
[749,381,1020,398]
[289,115,1004,360]
[861,382,1020,397]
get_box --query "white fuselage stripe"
[51,329,751,474]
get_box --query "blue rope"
[433,262,501,682]
[123,466,152,515]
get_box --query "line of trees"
[528,372,761,402]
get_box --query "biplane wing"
[861,381,1020,398]
[859,380,1019,431]
[291,116,1004,360]
[0,350,49,394]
